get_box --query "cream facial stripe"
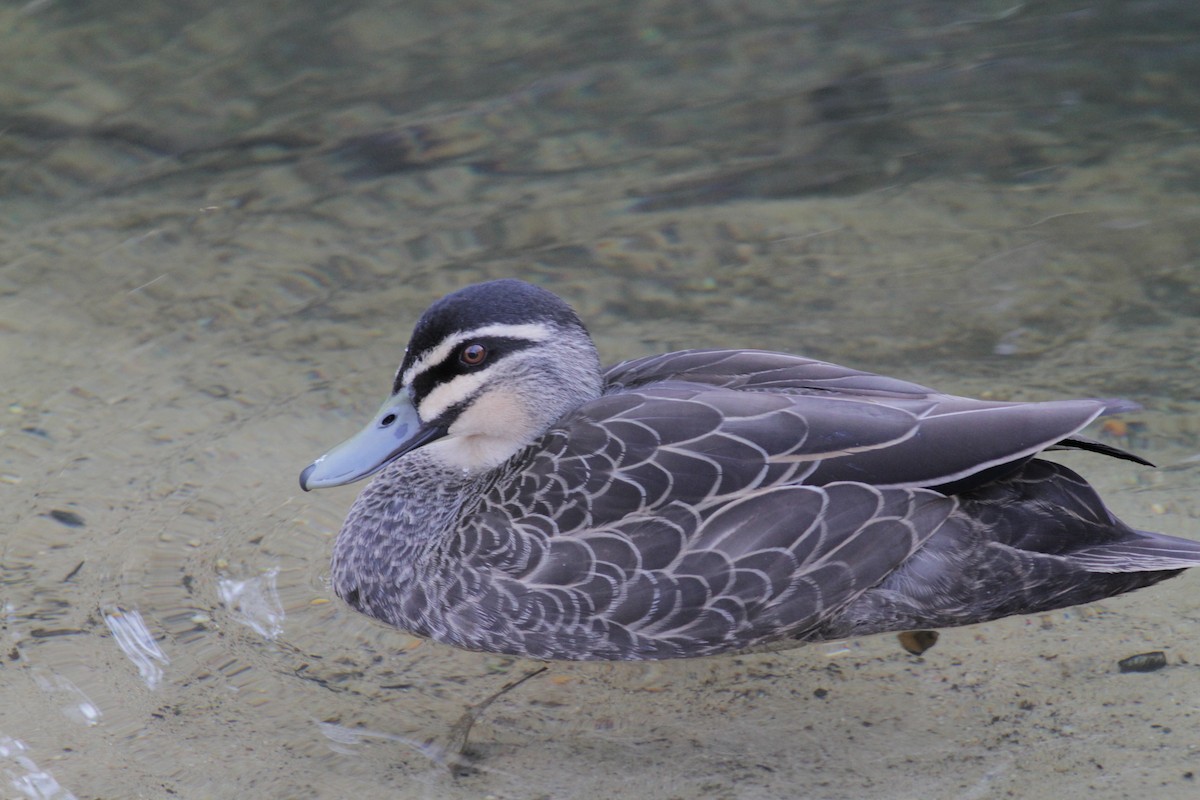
[400,322,556,390]
[415,362,510,422]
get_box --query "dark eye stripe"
[408,336,538,406]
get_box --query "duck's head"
[300,279,603,490]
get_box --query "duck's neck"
[328,450,480,631]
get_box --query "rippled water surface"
[3,2,1200,798]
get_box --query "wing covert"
[465,482,957,658]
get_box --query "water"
[2,1,1200,797]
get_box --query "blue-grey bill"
[300,393,432,490]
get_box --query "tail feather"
[819,457,1199,640]
[1070,529,1200,573]
[1052,435,1154,467]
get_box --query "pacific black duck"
[301,279,1200,661]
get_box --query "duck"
[300,278,1200,661]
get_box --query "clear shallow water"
[2,1,1200,797]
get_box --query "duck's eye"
[459,343,488,366]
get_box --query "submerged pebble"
[1117,651,1168,673]
[48,509,85,528]
[898,630,939,655]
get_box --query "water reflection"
[102,608,170,690]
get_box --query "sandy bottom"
[3,3,1200,798]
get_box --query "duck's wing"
[598,348,1141,495]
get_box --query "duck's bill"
[299,393,444,490]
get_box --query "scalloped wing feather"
[598,349,1111,493]
[460,482,955,658]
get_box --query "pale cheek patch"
[426,389,539,472]
[452,389,537,439]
